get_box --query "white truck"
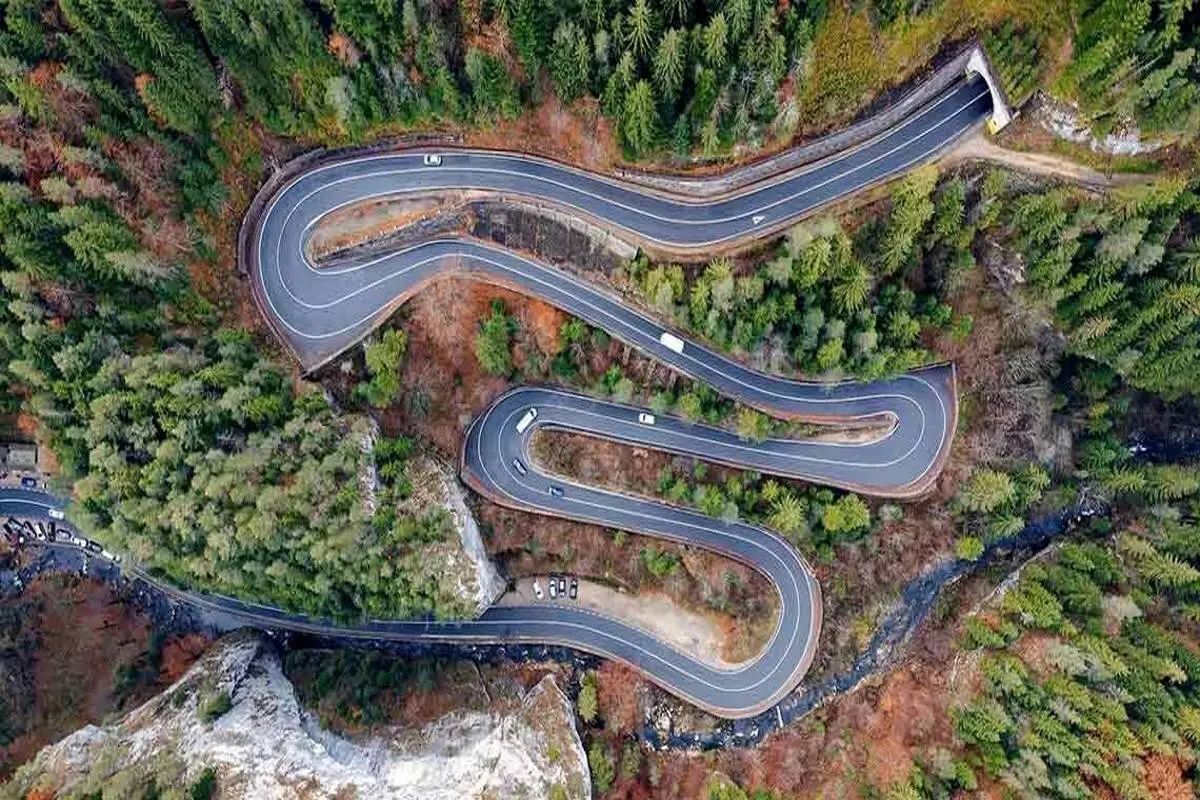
[515,408,538,433]
[659,331,685,353]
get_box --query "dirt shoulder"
[944,131,1152,188]
[498,577,762,669]
[480,500,780,665]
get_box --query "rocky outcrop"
[1030,91,1163,155]
[3,633,589,800]
[402,454,506,616]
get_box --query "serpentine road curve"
[8,77,988,720]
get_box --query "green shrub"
[198,691,233,723]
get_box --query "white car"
[549,580,558,599]
[638,413,655,425]
[48,508,64,520]
[658,332,685,353]
[532,579,544,599]
[423,153,443,166]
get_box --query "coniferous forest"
[0,0,1198,628]
[1,0,1200,798]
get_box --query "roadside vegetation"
[0,575,206,779]
[0,0,1198,795]
[621,166,971,380]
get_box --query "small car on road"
[512,458,527,476]
[638,412,655,425]
[548,485,564,498]
[422,154,443,166]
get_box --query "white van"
[515,408,538,433]
[659,332,685,353]
[48,508,64,520]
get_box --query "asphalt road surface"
[254,76,992,367]
[0,486,62,519]
[7,77,986,720]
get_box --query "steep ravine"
[0,632,589,800]
[646,490,1110,750]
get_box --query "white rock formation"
[4,633,590,800]
[1032,92,1162,155]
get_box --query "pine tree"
[652,28,685,103]
[769,492,807,535]
[620,79,659,157]
[549,21,591,102]
[702,13,728,70]
[625,0,656,62]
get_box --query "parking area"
[503,574,582,605]
[2,516,122,565]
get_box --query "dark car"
[86,540,102,554]
[20,476,38,489]
[557,575,567,595]
[569,577,578,599]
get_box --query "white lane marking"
[479,403,815,692]
[262,80,974,229]
[267,87,989,275]
[240,84,973,707]
[257,102,986,338]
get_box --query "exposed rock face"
[404,454,506,616]
[1031,91,1163,155]
[3,633,590,800]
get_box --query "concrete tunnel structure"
[966,45,1013,133]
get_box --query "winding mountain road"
[6,75,988,720]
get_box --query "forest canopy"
[0,0,1198,624]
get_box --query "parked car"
[638,412,656,425]
[48,508,64,520]
[71,535,88,549]
[532,579,544,600]
[548,485,564,498]
[86,541,102,554]
[549,579,558,599]
[557,575,567,595]
[512,458,527,476]
[20,476,37,489]
[569,577,578,599]
[422,153,443,166]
